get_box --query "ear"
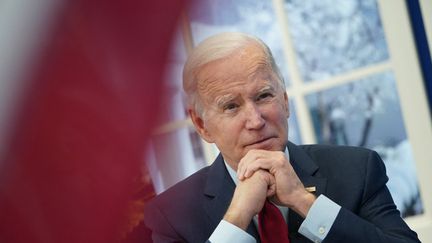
[284,92,290,118]
[188,108,215,143]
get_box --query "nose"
[244,103,265,130]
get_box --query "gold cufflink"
[305,186,316,193]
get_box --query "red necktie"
[258,200,290,243]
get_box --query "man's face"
[189,43,290,169]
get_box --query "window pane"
[306,71,423,217]
[157,30,188,124]
[189,0,291,86]
[289,100,302,144]
[146,127,206,193]
[285,0,389,81]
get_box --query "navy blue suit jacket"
[143,142,420,242]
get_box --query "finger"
[237,161,244,180]
[243,158,273,178]
[251,152,291,177]
[266,174,276,197]
[238,158,253,180]
[238,151,259,180]
[237,155,251,180]
[239,150,286,179]
[267,183,276,197]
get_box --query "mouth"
[245,136,277,148]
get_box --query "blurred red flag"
[0,0,188,242]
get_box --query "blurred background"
[0,0,431,242]
[0,0,187,242]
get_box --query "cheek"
[218,120,243,143]
[268,104,289,126]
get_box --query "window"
[148,1,432,240]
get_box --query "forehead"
[195,44,278,100]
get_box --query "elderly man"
[143,32,420,243]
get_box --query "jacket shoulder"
[299,144,377,168]
[143,165,216,242]
[298,144,388,204]
[297,144,388,188]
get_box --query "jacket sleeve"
[323,150,420,243]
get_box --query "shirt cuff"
[299,195,341,243]
[208,220,256,243]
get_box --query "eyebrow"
[257,85,275,94]
[214,85,276,107]
[215,94,237,107]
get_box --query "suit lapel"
[202,154,261,241]
[203,154,235,226]
[287,142,327,236]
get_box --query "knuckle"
[277,151,285,159]
[275,152,286,165]
[247,149,257,157]
[275,158,284,167]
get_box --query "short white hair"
[183,32,285,116]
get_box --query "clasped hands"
[223,149,316,230]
